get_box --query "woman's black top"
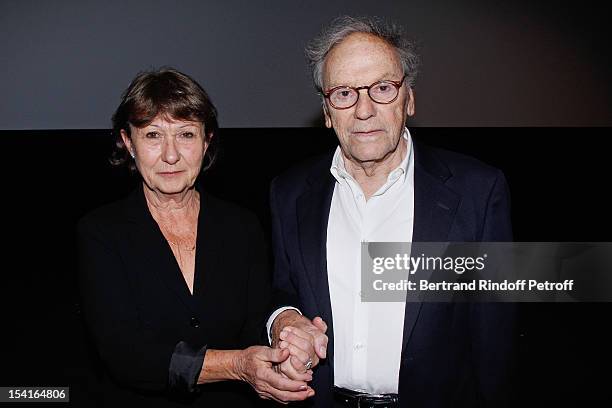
[77,184,271,407]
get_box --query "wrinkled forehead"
[323,33,403,89]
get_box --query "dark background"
[1,127,611,406]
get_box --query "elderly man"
[268,16,516,408]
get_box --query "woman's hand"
[233,346,315,404]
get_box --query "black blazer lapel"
[122,184,196,313]
[191,190,223,313]
[402,142,461,348]
[296,168,336,362]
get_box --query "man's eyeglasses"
[321,75,407,110]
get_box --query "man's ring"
[305,358,313,370]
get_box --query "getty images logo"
[372,253,488,275]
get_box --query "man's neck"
[343,137,407,200]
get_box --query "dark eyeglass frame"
[320,74,407,110]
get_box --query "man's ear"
[406,88,415,117]
[323,102,333,128]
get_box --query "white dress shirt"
[327,128,414,394]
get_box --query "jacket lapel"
[402,142,461,348]
[191,190,222,311]
[296,163,336,363]
[122,183,196,313]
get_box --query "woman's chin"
[146,179,194,196]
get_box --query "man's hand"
[271,311,328,379]
[233,346,315,404]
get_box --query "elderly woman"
[77,68,314,406]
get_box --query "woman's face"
[121,115,208,196]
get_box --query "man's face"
[322,33,414,165]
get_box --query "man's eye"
[335,89,353,99]
[377,84,391,92]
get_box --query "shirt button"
[354,343,364,350]
[190,317,200,328]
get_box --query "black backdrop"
[1,127,610,405]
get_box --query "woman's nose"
[161,136,180,164]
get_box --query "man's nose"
[353,89,376,120]
[161,136,180,164]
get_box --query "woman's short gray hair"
[305,16,420,91]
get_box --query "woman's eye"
[181,132,194,138]
[145,132,160,139]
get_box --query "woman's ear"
[203,130,213,154]
[120,129,135,158]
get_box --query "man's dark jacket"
[270,141,517,407]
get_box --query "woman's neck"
[143,184,200,221]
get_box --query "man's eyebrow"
[372,72,405,83]
[326,72,403,89]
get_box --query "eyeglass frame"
[319,74,408,110]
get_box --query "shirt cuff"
[266,306,302,345]
[168,341,207,395]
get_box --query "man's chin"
[346,149,388,164]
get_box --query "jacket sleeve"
[472,169,518,407]
[269,179,302,313]
[480,169,513,242]
[77,217,205,396]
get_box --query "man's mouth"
[158,170,184,177]
[352,129,383,136]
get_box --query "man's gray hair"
[305,16,420,91]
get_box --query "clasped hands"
[238,310,327,404]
